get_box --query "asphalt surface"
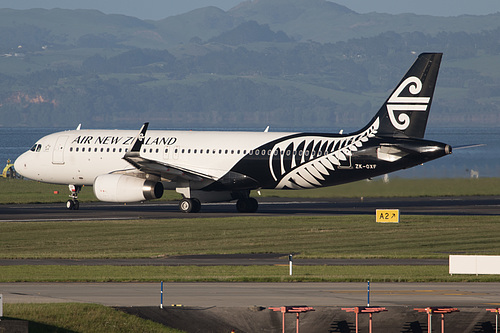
[2,282,500,307]
[2,195,500,222]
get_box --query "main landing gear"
[66,184,82,210]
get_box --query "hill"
[0,2,500,129]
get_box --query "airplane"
[15,53,451,213]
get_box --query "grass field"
[2,303,182,333]
[2,215,500,282]
[1,177,500,283]
[4,215,500,259]
[2,178,499,331]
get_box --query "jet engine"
[93,174,163,202]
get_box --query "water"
[0,126,498,179]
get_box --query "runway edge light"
[376,209,400,223]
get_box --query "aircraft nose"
[14,152,29,178]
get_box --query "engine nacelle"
[93,174,163,203]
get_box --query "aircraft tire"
[179,198,197,213]
[66,199,80,210]
[248,197,258,213]
[191,198,201,213]
[236,198,258,213]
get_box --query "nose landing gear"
[66,184,82,210]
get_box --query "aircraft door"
[52,136,68,165]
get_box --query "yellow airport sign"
[376,209,400,223]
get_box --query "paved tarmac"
[2,282,500,307]
[1,195,500,222]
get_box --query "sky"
[2,0,500,20]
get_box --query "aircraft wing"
[122,123,217,182]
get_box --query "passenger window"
[70,147,73,152]
[206,149,209,154]
[82,147,85,152]
[107,148,110,152]
[113,148,116,152]
[119,148,122,153]
[156,149,159,153]
[76,147,79,152]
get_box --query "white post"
[0,294,3,319]
[496,311,498,333]
[289,254,293,276]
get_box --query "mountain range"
[0,0,499,129]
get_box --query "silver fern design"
[270,118,380,189]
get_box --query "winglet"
[128,122,149,154]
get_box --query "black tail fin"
[369,53,442,138]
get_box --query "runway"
[2,195,500,222]
[2,282,500,307]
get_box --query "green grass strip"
[2,215,500,259]
[1,265,498,282]
[3,303,183,333]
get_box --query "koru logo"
[386,76,430,130]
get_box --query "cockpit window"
[30,144,42,152]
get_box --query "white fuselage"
[14,129,297,186]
